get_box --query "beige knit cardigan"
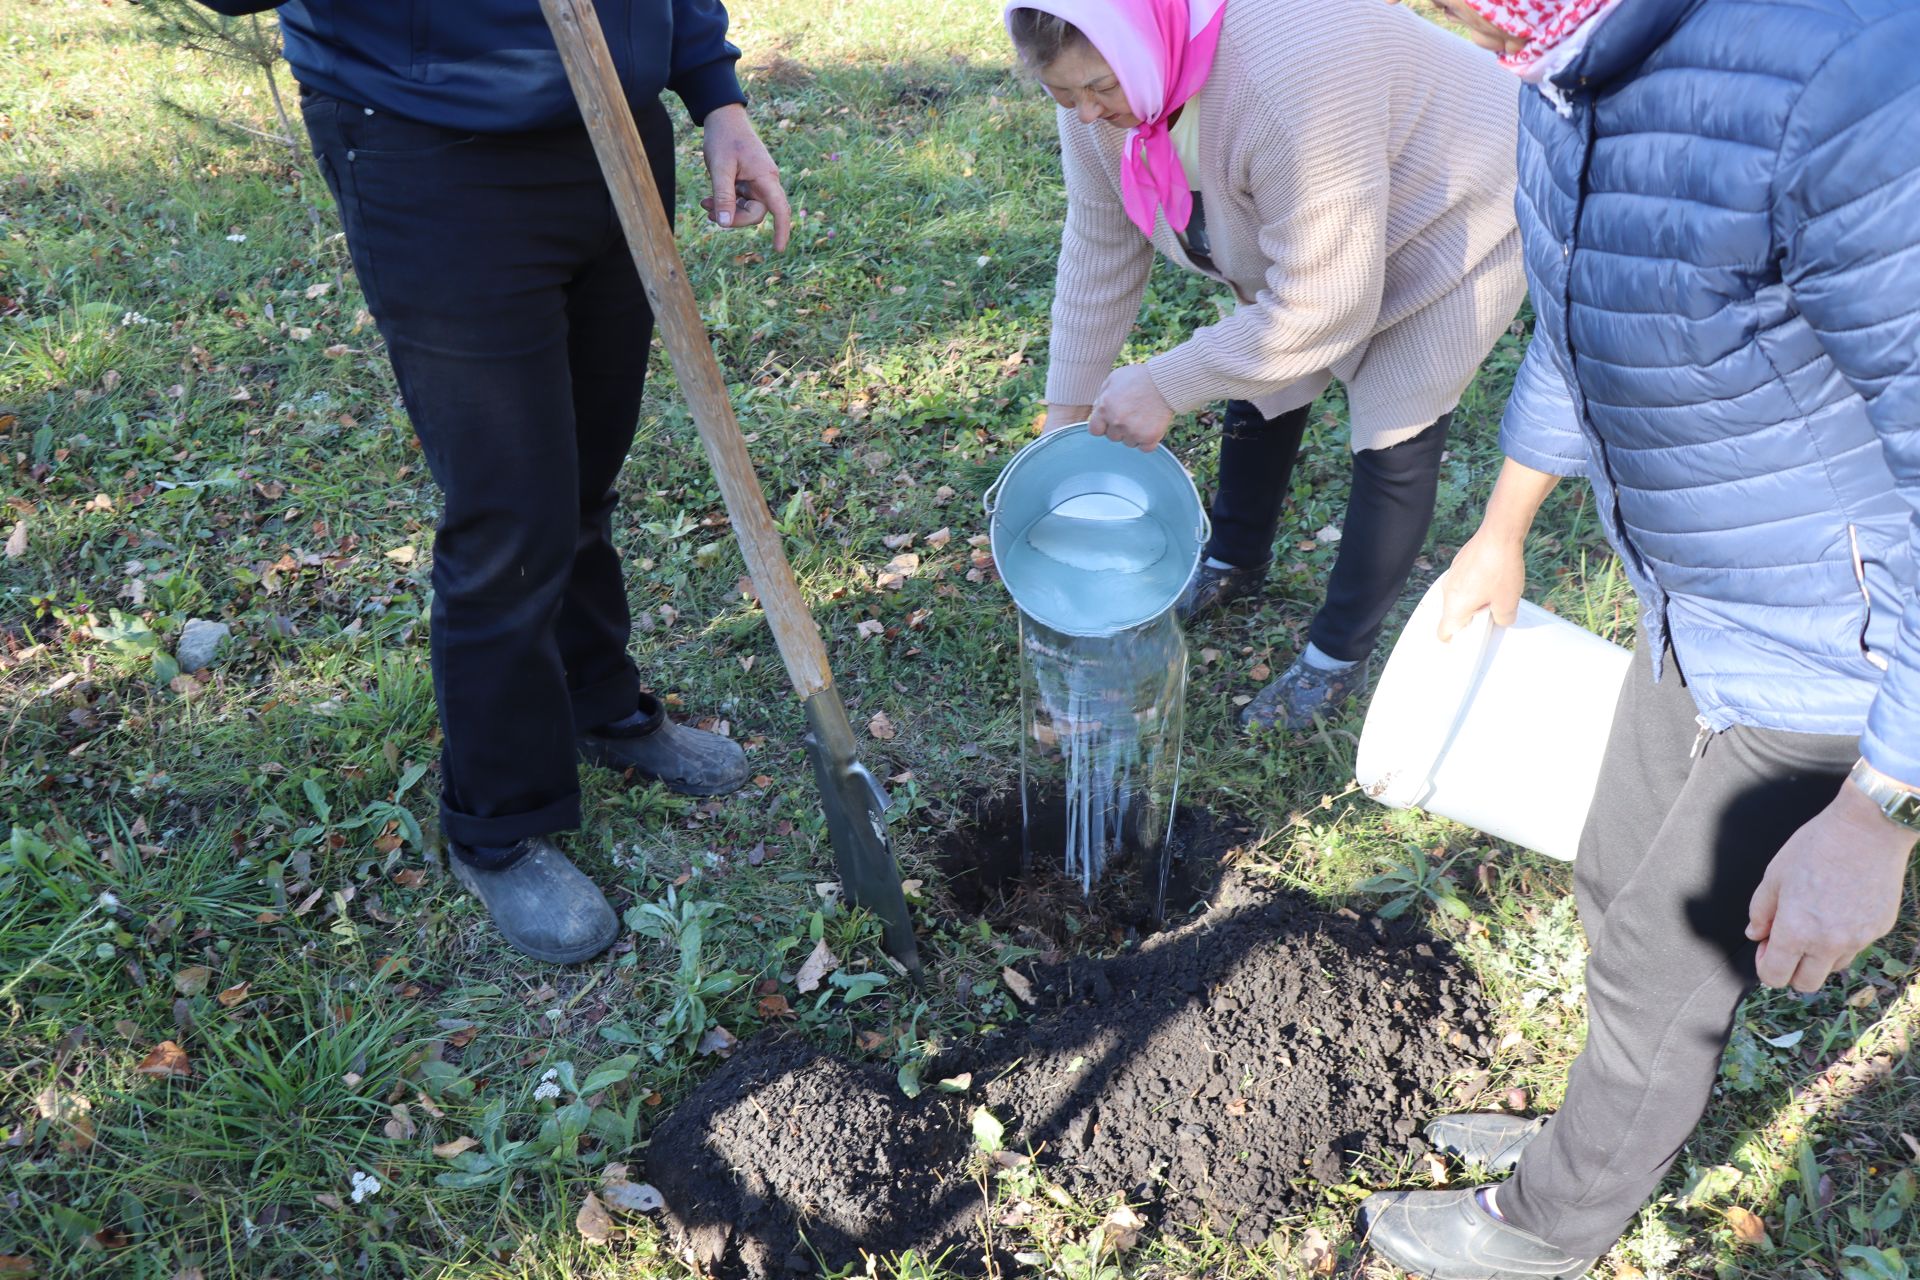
[1044,0,1526,452]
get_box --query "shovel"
[540,0,922,978]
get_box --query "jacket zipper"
[1689,715,1715,760]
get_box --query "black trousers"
[302,91,675,849]
[1501,642,1857,1256]
[1204,400,1450,663]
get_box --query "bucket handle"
[983,423,1212,548]
[983,421,1088,519]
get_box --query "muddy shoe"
[1426,1114,1548,1175]
[579,692,749,797]
[1359,1188,1595,1280]
[1239,654,1371,731]
[448,838,618,965]
[1175,561,1267,623]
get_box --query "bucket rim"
[985,423,1208,637]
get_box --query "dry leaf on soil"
[600,1180,665,1213]
[432,1135,478,1159]
[795,937,839,993]
[34,1089,94,1152]
[216,981,251,1008]
[382,1104,416,1141]
[136,1040,192,1078]
[172,966,212,997]
[697,1025,738,1057]
[575,1191,616,1245]
[1001,967,1036,1004]
[1298,1225,1337,1274]
[1102,1204,1145,1251]
[3,522,26,560]
[855,619,885,639]
[866,710,896,740]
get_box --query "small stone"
[175,619,232,672]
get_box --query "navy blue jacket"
[198,0,745,131]
[1501,0,1920,784]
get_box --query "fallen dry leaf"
[34,1089,94,1152]
[600,1180,665,1214]
[934,485,956,505]
[216,981,251,1008]
[3,521,25,560]
[1613,1266,1645,1280]
[384,545,417,565]
[925,527,952,549]
[1725,1206,1769,1247]
[0,1258,35,1276]
[866,710,896,740]
[795,937,839,993]
[432,1135,478,1159]
[136,1040,192,1079]
[383,1103,416,1141]
[575,1191,616,1245]
[856,1029,888,1052]
[756,993,793,1020]
[1102,1203,1145,1252]
[855,619,885,639]
[697,1025,738,1057]
[882,532,915,550]
[172,966,212,997]
[1298,1226,1337,1275]
[1001,967,1036,1004]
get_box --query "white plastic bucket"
[985,424,1208,637]
[1355,575,1633,861]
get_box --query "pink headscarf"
[1458,0,1624,80]
[1006,0,1229,237]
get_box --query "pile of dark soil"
[645,1039,982,1276]
[974,871,1491,1243]
[646,861,1492,1276]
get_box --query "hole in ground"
[934,789,1254,951]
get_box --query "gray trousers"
[1501,642,1857,1256]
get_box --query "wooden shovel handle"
[541,0,833,700]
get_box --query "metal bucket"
[984,424,1208,637]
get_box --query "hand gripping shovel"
[540,0,922,978]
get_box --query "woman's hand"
[701,104,793,251]
[1041,404,1093,434]
[1089,365,1175,451]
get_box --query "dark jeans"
[1501,642,1857,1256]
[302,90,675,851]
[1205,400,1450,663]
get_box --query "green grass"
[3,2,1917,1277]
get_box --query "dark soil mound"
[970,872,1491,1243]
[646,869,1492,1275]
[645,1039,983,1278]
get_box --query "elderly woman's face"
[1036,42,1139,130]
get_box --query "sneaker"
[578,691,749,796]
[1239,653,1371,731]
[1358,1187,1595,1280]
[1175,561,1267,623]
[448,837,619,965]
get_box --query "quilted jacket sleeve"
[1499,336,1588,479]
[1774,11,1920,785]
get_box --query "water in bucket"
[987,426,1204,908]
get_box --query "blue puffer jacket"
[196,0,744,132]
[1501,0,1920,785]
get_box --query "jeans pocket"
[337,103,478,158]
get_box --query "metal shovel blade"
[802,689,923,980]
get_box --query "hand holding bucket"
[1355,574,1633,861]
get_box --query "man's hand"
[700,104,792,251]
[1041,403,1093,434]
[1746,776,1915,992]
[1089,365,1175,451]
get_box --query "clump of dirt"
[646,866,1492,1276]
[645,1039,982,1277]
[936,792,1246,951]
[972,871,1491,1243]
